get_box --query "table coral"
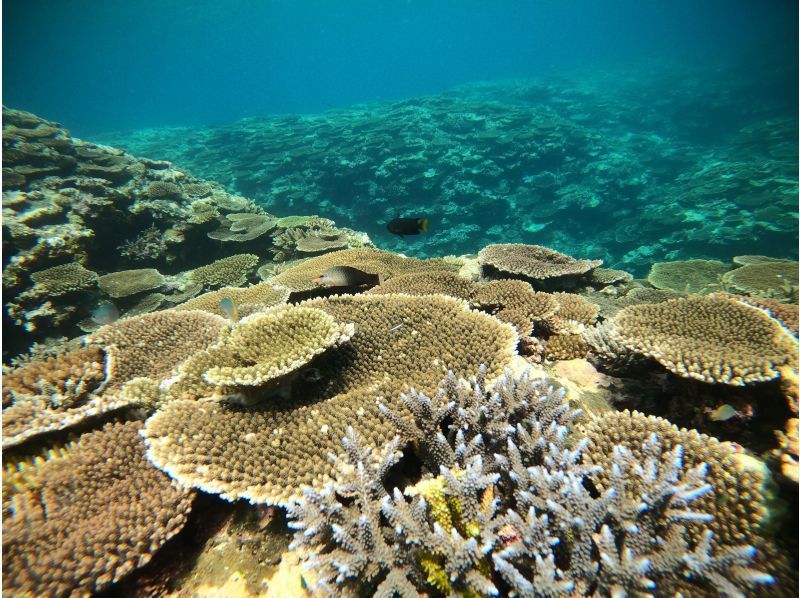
[268,247,459,292]
[189,254,260,288]
[605,295,798,385]
[174,282,291,319]
[98,267,165,298]
[2,421,194,597]
[29,262,99,296]
[477,243,602,285]
[88,309,229,391]
[142,294,518,505]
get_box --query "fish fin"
[419,218,429,232]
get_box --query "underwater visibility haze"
[2,1,799,596]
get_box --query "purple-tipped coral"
[288,369,776,597]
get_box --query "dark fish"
[91,302,119,326]
[387,217,429,237]
[313,266,383,287]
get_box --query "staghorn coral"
[477,243,602,284]
[189,253,260,287]
[174,282,291,319]
[142,294,518,505]
[288,371,775,597]
[367,270,476,300]
[207,212,277,242]
[2,420,194,597]
[604,295,798,385]
[269,247,459,292]
[164,305,354,400]
[118,224,168,261]
[98,268,165,298]
[29,262,99,296]
[88,309,229,392]
[647,259,731,294]
[722,260,799,302]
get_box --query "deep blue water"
[4,0,796,137]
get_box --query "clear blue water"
[4,0,795,137]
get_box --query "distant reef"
[98,67,798,273]
[2,108,370,358]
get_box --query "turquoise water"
[4,0,798,271]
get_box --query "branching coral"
[287,370,776,597]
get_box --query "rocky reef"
[2,111,798,596]
[98,64,798,275]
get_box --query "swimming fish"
[709,404,737,422]
[219,296,238,321]
[91,302,119,326]
[387,216,429,237]
[313,266,383,288]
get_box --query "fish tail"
[377,273,385,286]
[419,218,429,232]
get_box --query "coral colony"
[2,102,798,596]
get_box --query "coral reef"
[2,96,797,597]
[2,108,368,357]
[98,66,798,275]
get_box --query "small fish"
[709,404,738,422]
[219,297,238,321]
[313,266,383,288]
[387,216,429,237]
[91,303,119,326]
